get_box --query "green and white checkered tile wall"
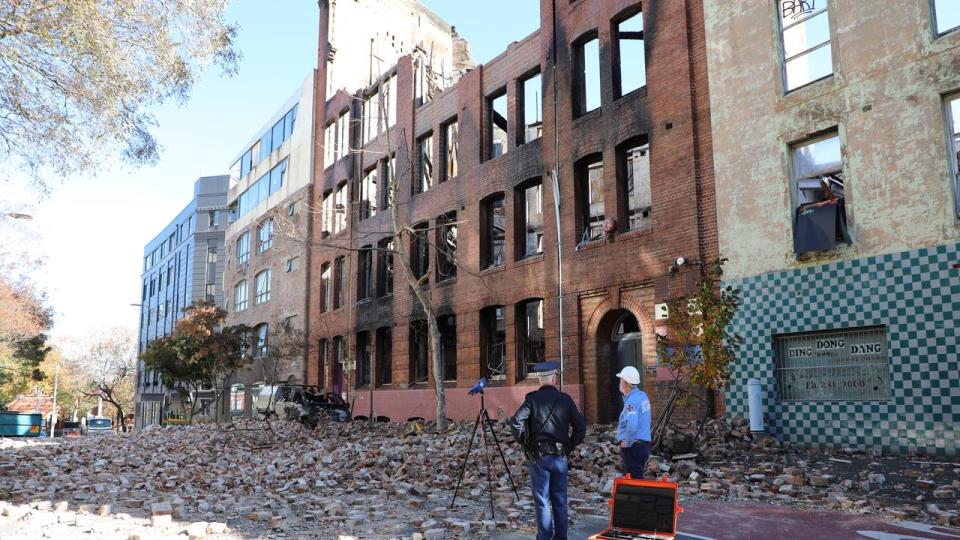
[724,242,960,456]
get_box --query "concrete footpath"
[493,500,960,539]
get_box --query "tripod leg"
[479,414,496,519]
[450,412,483,508]
[484,410,521,502]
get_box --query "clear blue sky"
[8,1,541,348]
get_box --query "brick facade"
[306,0,718,424]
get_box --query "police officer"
[511,361,586,540]
[616,366,651,479]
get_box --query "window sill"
[793,243,855,264]
[783,73,834,98]
[515,253,544,267]
[615,85,648,102]
[575,237,607,253]
[479,264,506,276]
[436,277,457,286]
[616,227,653,242]
[573,107,602,123]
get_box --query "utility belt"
[526,441,566,459]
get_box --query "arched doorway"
[596,310,643,424]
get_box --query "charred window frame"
[518,70,543,144]
[376,237,394,297]
[436,212,458,282]
[376,327,392,387]
[613,7,646,98]
[357,246,372,301]
[318,339,328,389]
[439,314,457,382]
[516,180,543,259]
[516,299,545,381]
[778,0,833,92]
[333,256,346,309]
[946,93,960,216]
[487,89,509,160]
[480,306,506,381]
[319,262,331,313]
[932,0,960,36]
[381,154,396,210]
[409,320,429,384]
[356,331,371,388]
[573,31,601,117]
[410,222,430,282]
[441,118,459,182]
[576,155,605,244]
[360,167,377,220]
[480,193,506,269]
[617,137,652,231]
[321,190,333,237]
[416,132,434,194]
[334,182,348,234]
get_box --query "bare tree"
[77,328,136,431]
[0,0,240,190]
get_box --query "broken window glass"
[376,327,392,386]
[488,91,509,159]
[319,263,330,312]
[779,0,833,91]
[411,222,429,281]
[356,331,371,388]
[377,237,394,297]
[334,182,347,233]
[333,256,345,309]
[792,131,851,254]
[357,246,372,300]
[521,72,542,143]
[623,143,652,231]
[616,11,646,97]
[934,0,960,35]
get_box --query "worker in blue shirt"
[615,366,651,478]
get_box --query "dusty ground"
[0,418,958,539]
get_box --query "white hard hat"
[616,366,641,385]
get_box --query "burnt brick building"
[306,0,717,424]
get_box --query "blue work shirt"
[616,387,651,446]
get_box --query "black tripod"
[450,391,521,518]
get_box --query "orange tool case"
[588,475,684,540]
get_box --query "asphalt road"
[493,501,960,539]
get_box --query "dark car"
[61,421,82,438]
[257,384,351,427]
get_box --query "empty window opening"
[946,94,960,215]
[615,10,646,97]
[619,140,652,231]
[377,237,395,297]
[577,156,605,243]
[409,320,429,384]
[518,181,543,258]
[319,263,331,313]
[442,119,459,182]
[356,331,371,388]
[480,306,506,381]
[410,222,430,282]
[517,299,545,380]
[333,256,346,309]
[934,0,960,35]
[792,131,851,254]
[574,34,601,115]
[520,72,543,144]
[417,133,434,194]
[360,167,378,220]
[481,194,506,269]
[439,314,457,382]
[436,212,458,282]
[376,327,392,386]
[488,90,509,159]
[334,182,348,234]
[357,246,373,301]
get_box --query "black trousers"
[620,441,650,479]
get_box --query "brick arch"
[584,292,653,339]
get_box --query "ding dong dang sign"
[774,326,891,401]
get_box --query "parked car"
[85,417,113,435]
[61,421,82,438]
[255,384,351,427]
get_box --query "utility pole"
[50,359,61,438]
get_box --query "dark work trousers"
[527,454,569,540]
[620,440,650,479]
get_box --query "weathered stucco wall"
[704,0,960,280]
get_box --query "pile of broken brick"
[0,415,957,540]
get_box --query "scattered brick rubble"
[0,416,957,539]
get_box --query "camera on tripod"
[468,378,487,396]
